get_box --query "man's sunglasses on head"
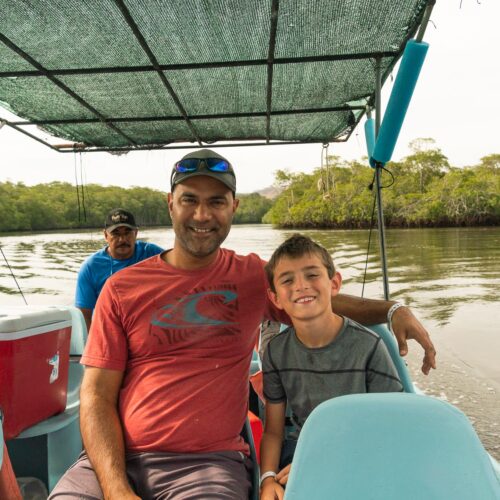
[174,158,232,173]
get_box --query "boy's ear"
[267,287,284,310]
[331,271,342,297]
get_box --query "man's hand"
[391,306,436,375]
[260,478,285,500]
[276,463,291,485]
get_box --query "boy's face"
[268,252,341,322]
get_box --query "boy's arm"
[260,401,286,500]
[332,293,436,375]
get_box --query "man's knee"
[48,454,103,500]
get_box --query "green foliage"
[2,140,498,232]
[234,193,273,223]
[0,182,170,232]
[0,182,274,232]
[264,141,500,228]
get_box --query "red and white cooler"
[0,306,72,440]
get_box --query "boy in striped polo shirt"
[260,235,403,500]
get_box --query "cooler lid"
[0,306,72,333]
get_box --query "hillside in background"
[256,185,281,199]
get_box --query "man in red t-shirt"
[50,149,436,499]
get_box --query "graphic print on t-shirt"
[149,283,240,344]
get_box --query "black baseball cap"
[170,149,237,193]
[104,208,138,232]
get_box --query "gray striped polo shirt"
[262,317,403,434]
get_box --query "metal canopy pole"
[374,57,390,300]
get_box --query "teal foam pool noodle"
[371,40,429,167]
[364,118,376,159]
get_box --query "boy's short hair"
[265,234,335,292]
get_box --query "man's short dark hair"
[265,234,335,292]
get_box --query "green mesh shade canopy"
[0,0,430,152]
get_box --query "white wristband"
[259,471,277,487]
[387,302,404,331]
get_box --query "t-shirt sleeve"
[366,339,404,393]
[80,279,128,371]
[75,261,98,310]
[262,341,287,403]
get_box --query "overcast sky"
[0,0,498,194]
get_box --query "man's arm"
[332,293,436,375]
[75,263,98,331]
[78,307,93,333]
[80,366,139,500]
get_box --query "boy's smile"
[269,253,341,323]
[295,296,315,304]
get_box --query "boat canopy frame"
[0,0,432,153]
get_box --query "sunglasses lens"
[206,159,230,172]
[175,158,231,174]
[175,159,199,172]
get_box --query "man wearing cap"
[75,208,163,331]
[52,149,436,499]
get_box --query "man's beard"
[174,220,230,258]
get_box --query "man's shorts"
[49,449,253,499]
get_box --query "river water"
[0,225,499,459]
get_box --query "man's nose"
[193,203,211,221]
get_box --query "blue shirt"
[75,240,163,310]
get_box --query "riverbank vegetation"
[0,182,272,232]
[264,142,499,228]
[1,141,498,232]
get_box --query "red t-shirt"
[81,249,287,454]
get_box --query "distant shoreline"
[2,221,500,236]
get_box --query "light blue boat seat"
[285,393,500,500]
[7,306,87,492]
[367,323,415,393]
[250,349,261,377]
[67,305,88,357]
